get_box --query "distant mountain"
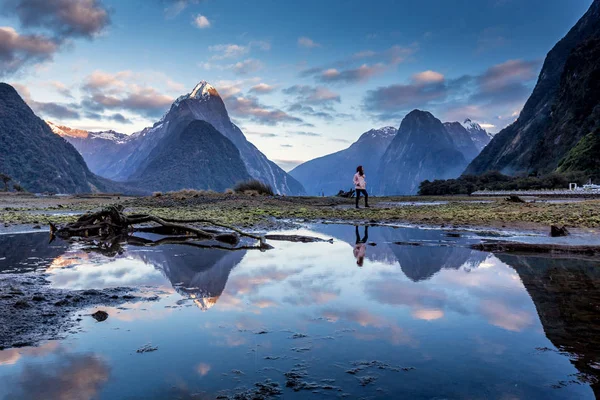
[466,0,600,177]
[377,110,468,195]
[289,127,396,195]
[84,82,304,195]
[0,83,120,194]
[130,120,251,192]
[47,122,131,179]
[443,122,480,162]
[461,119,493,152]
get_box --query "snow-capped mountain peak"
[461,118,483,132]
[360,126,397,141]
[46,121,89,139]
[189,81,218,99]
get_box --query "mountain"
[0,83,120,194]
[376,110,468,195]
[47,122,131,179]
[130,120,251,192]
[443,122,480,162]
[102,82,304,195]
[289,127,396,195]
[461,119,493,152]
[465,0,600,176]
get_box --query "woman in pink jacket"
[353,165,369,209]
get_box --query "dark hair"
[356,165,364,176]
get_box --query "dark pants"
[356,189,369,208]
[355,226,369,243]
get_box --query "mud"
[0,273,158,349]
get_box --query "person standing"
[353,165,369,209]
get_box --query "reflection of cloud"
[5,352,109,400]
[196,363,211,376]
[0,341,59,365]
[365,278,448,310]
[283,276,340,306]
[224,266,303,296]
[479,300,535,332]
[251,297,279,309]
[321,308,414,346]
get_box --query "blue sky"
[0,0,593,170]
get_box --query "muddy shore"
[1,191,600,232]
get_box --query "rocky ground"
[1,191,600,232]
[0,273,160,349]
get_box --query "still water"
[0,225,599,399]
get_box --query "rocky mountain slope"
[129,120,251,192]
[443,122,480,163]
[0,83,119,193]
[465,0,600,177]
[289,127,396,195]
[377,110,468,195]
[47,122,131,179]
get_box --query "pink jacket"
[353,172,366,190]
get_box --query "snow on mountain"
[461,119,494,152]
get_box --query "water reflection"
[353,225,368,267]
[0,226,598,398]
[0,345,109,400]
[501,255,600,396]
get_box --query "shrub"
[12,183,25,192]
[233,179,274,196]
[152,191,163,197]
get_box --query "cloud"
[308,64,386,84]
[412,70,445,84]
[298,36,320,48]
[0,27,59,76]
[12,82,80,119]
[353,44,417,65]
[282,85,340,105]
[80,70,174,118]
[162,0,204,18]
[226,95,303,125]
[3,0,111,39]
[273,159,305,171]
[208,43,248,60]
[208,41,270,60]
[287,103,334,121]
[363,73,449,119]
[249,83,276,94]
[47,80,73,98]
[363,59,540,123]
[229,58,263,75]
[193,14,210,29]
[287,130,321,137]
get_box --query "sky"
[0,0,594,171]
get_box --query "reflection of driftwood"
[50,205,268,249]
[264,234,333,243]
[471,241,600,259]
[337,188,355,198]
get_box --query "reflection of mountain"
[130,245,245,310]
[309,224,487,281]
[382,228,487,282]
[0,233,69,273]
[501,255,600,396]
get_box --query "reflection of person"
[353,165,369,209]
[353,226,369,267]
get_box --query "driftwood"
[50,205,334,251]
[505,195,526,203]
[50,205,269,250]
[337,188,356,198]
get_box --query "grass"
[233,179,274,196]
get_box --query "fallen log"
[51,205,269,250]
[264,234,333,243]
